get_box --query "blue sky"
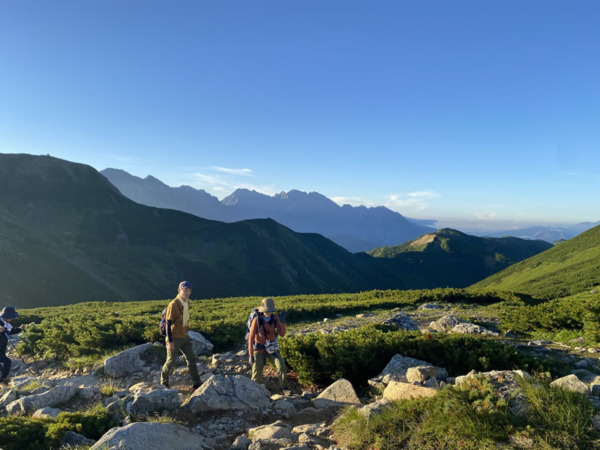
[1,1,599,231]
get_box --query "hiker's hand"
[249,355,254,365]
[0,326,4,333]
[279,310,286,323]
[20,324,26,331]
[168,341,175,352]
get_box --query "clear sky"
[1,1,599,231]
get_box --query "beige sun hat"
[258,298,277,313]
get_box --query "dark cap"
[179,281,193,290]
[0,306,18,320]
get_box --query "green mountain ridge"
[0,154,400,308]
[471,224,600,298]
[0,154,559,307]
[367,228,554,289]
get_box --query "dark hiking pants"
[160,336,201,387]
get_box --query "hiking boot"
[162,381,169,388]
[192,384,200,391]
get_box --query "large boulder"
[368,354,447,390]
[128,385,180,415]
[550,374,590,394]
[103,343,158,378]
[6,385,78,415]
[383,381,438,401]
[188,330,214,355]
[91,422,208,450]
[382,312,419,331]
[313,378,361,409]
[187,374,271,413]
[429,315,468,332]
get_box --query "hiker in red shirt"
[248,298,287,390]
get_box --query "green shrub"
[280,324,557,387]
[0,406,116,450]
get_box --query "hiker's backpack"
[159,300,184,337]
[245,308,260,341]
[159,308,168,336]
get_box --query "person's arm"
[8,326,23,335]
[275,315,286,338]
[248,317,257,363]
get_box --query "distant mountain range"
[475,223,600,243]
[0,154,558,307]
[100,168,436,252]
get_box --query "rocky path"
[2,303,600,449]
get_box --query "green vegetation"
[280,324,563,387]
[0,406,115,450]
[333,375,600,449]
[492,289,600,343]
[471,225,600,299]
[17,289,525,363]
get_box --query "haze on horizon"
[1,1,599,230]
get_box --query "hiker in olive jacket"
[0,306,25,383]
[160,281,201,390]
[248,298,287,389]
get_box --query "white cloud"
[211,166,254,176]
[474,212,498,220]
[384,190,439,212]
[331,196,378,207]
[190,167,278,199]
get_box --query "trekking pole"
[21,330,41,375]
[4,332,40,377]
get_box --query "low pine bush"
[280,324,558,387]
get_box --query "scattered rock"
[90,422,208,450]
[187,374,271,413]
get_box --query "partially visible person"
[0,306,25,384]
[248,298,287,390]
[160,281,201,390]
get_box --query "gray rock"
[189,330,214,356]
[382,312,419,331]
[61,430,96,448]
[129,385,180,415]
[368,354,445,390]
[32,406,63,418]
[0,389,17,406]
[315,378,361,405]
[550,374,589,394]
[6,385,78,415]
[103,343,157,378]
[248,420,298,441]
[357,398,392,420]
[230,435,252,449]
[429,315,468,332]
[451,323,500,337]
[187,374,271,413]
[91,422,208,449]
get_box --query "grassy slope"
[368,228,553,288]
[471,225,600,299]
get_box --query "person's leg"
[160,338,184,387]
[0,353,12,380]
[179,337,201,386]
[251,352,266,384]
[269,352,287,388]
